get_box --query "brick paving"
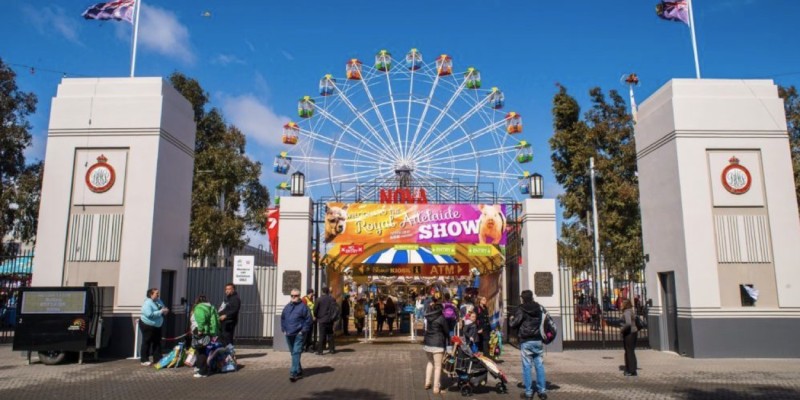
[1,337,799,399]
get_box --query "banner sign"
[325,203,507,245]
[340,244,364,255]
[266,208,279,261]
[233,255,255,285]
[353,263,470,276]
[468,245,494,256]
[431,244,456,256]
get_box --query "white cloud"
[138,4,194,64]
[219,94,289,149]
[212,54,245,66]
[281,50,295,61]
[22,5,81,44]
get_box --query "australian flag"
[82,0,135,23]
[656,0,689,25]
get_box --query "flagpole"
[130,0,142,77]
[687,0,701,79]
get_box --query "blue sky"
[2,0,800,245]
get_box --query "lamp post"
[529,173,543,199]
[291,171,305,197]
[589,157,603,340]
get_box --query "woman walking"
[384,297,397,336]
[620,299,638,376]
[423,303,450,394]
[139,288,168,366]
[375,297,385,335]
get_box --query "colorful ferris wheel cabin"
[515,140,533,163]
[488,87,504,109]
[435,54,453,76]
[319,74,335,96]
[518,171,531,194]
[464,67,481,89]
[273,151,292,175]
[505,111,522,134]
[405,48,423,70]
[276,181,290,192]
[297,96,315,118]
[346,59,363,80]
[375,50,392,72]
[282,122,299,145]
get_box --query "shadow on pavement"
[236,352,267,359]
[301,388,390,400]
[302,366,334,377]
[677,386,800,399]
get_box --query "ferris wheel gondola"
[273,48,534,200]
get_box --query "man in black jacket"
[314,287,337,355]
[219,283,241,346]
[509,290,547,400]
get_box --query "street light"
[290,171,305,197]
[530,173,543,198]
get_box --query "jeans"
[520,340,546,396]
[286,332,305,377]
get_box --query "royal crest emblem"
[85,154,116,193]
[721,156,751,195]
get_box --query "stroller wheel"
[495,381,508,393]
[460,386,472,397]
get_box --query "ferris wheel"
[273,48,535,200]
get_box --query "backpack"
[442,303,458,321]
[538,307,558,345]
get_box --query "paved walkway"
[1,337,799,399]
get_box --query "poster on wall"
[324,203,507,245]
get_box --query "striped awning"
[362,247,456,265]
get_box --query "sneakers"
[538,393,548,400]
[140,361,152,366]
[289,375,298,382]
[193,373,207,378]
[520,392,547,400]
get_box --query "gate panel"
[186,254,277,344]
[0,247,33,344]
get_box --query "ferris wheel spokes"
[406,73,442,161]
[380,62,404,159]
[312,100,399,160]
[306,167,390,188]
[416,118,508,162]
[328,82,399,158]
[423,145,519,166]
[408,93,493,161]
[291,154,383,168]
[407,75,468,160]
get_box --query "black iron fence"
[0,247,33,344]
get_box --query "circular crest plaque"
[85,154,116,193]
[721,156,751,195]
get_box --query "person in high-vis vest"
[301,289,316,352]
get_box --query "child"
[462,311,479,354]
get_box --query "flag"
[82,0,135,23]
[266,208,279,262]
[656,1,689,25]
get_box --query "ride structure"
[273,48,535,201]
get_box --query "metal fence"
[185,253,278,345]
[559,267,649,349]
[0,247,33,344]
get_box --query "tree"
[778,85,800,210]
[169,72,270,262]
[549,84,642,280]
[0,58,38,251]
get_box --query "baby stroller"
[444,337,509,397]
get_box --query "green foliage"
[0,58,38,248]
[169,72,270,259]
[778,85,800,211]
[549,84,642,279]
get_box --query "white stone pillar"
[636,79,800,357]
[273,196,313,351]
[32,77,195,356]
[520,198,562,351]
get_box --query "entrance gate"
[185,249,278,345]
